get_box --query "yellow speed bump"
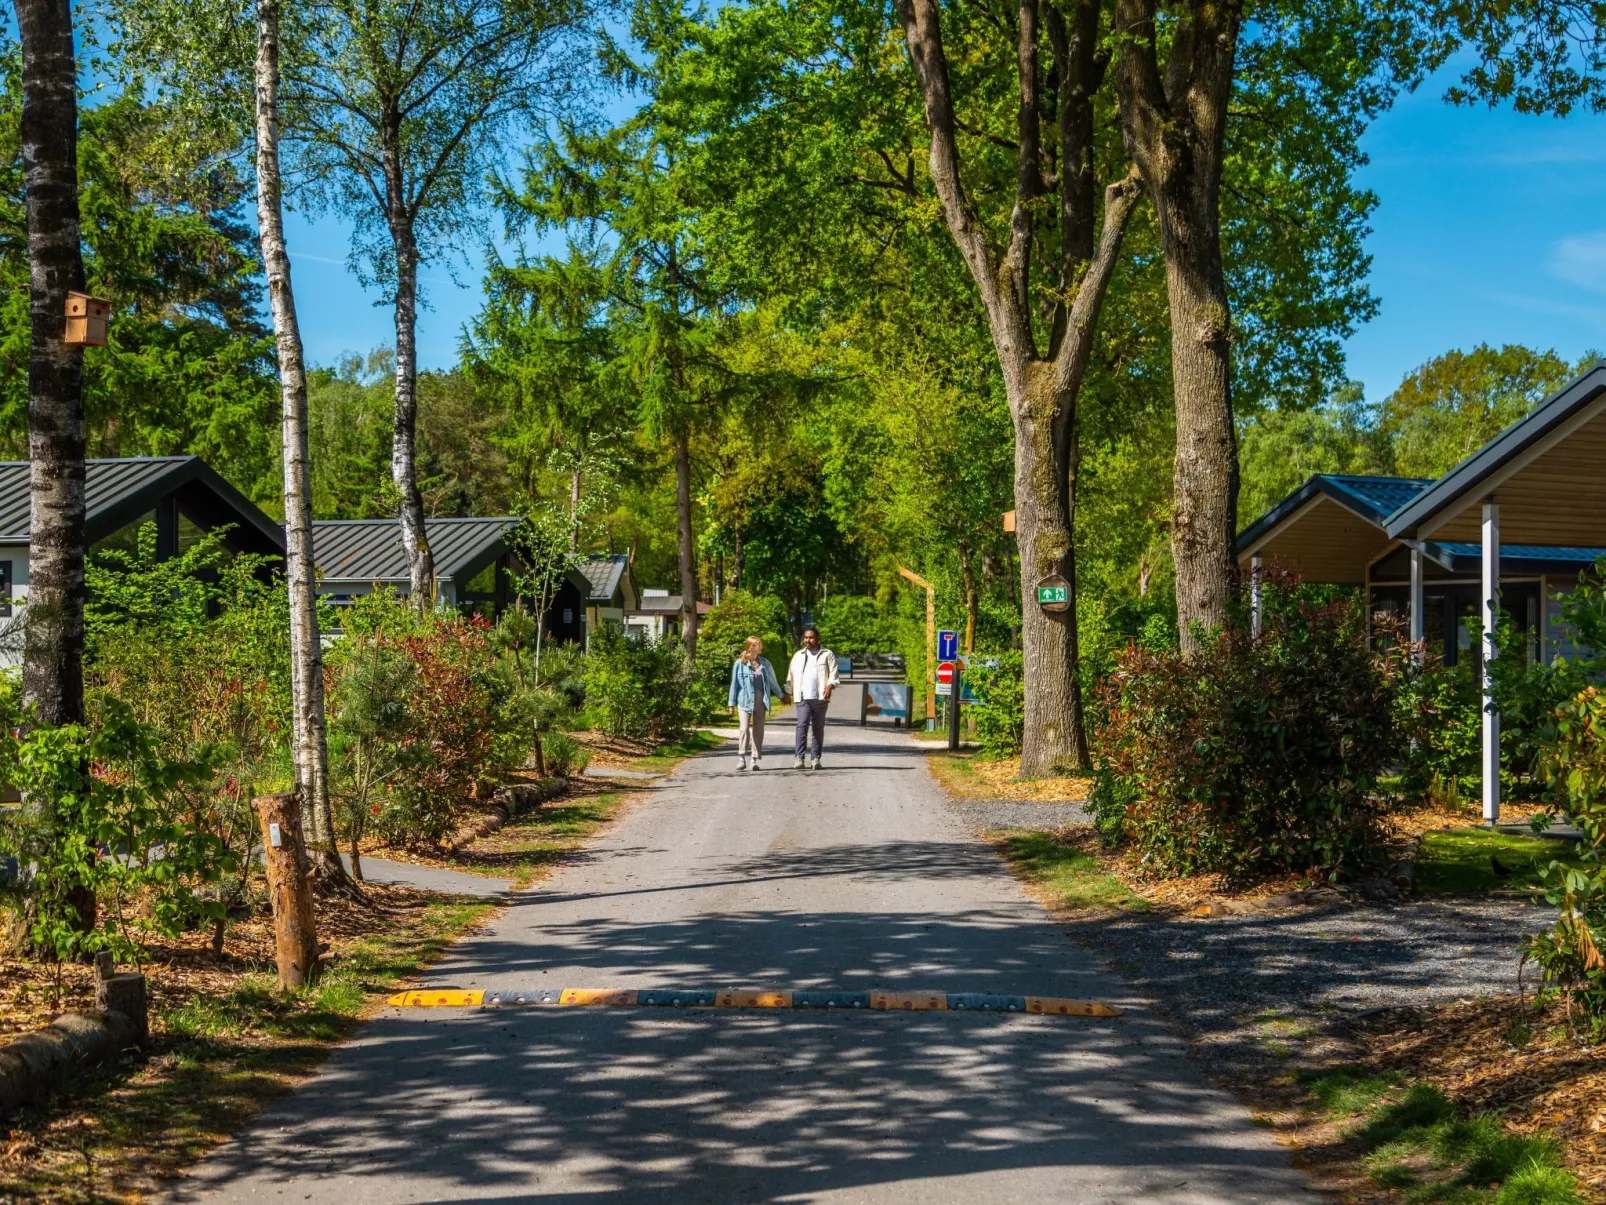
[559,988,639,1007]
[870,990,947,1011]
[716,989,793,1008]
[1025,996,1122,1017]
[388,989,484,1008]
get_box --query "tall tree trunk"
[18,0,85,731]
[255,0,346,884]
[728,519,743,592]
[1114,0,1242,653]
[958,540,978,654]
[896,0,1137,775]
[18,0,92,935]
[568,461,582,549]
[383,124,433,606]
[673,428,698,657]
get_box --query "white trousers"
[737,707,766,759]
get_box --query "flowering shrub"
[1088,584,1407,882]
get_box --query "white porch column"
[1481,500,1501,823]
[1250,554,1263,638]
[1409,545,1425,662]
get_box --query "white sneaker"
[752,759,763,771]
[738,756,748,771]
[810,757,821,770]
[793,757,805,770]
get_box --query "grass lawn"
[1296,1065,1581,1203]
[436,789,628,888]
[1413,828,1575,896]
[1,891,495,1203]
[987,828,1147,911]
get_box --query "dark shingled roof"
[0,456,284,549]
[1237,474,1434,555]
[579,554,629,602]
[313,516,519,586]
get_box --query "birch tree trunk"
[390,224,433,606]
[255,0,345,883]
[17,0,86,733]
[674,428,698,657]
[1114,0,1242,654]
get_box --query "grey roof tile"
[312,516,520,586]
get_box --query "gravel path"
[934,786,1554,1072]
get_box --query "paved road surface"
[168,685,1315,1204]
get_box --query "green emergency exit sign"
[1037,584,1067,604]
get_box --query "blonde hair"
[740,636,764,664]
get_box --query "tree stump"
[93,954,148,1045]
[254,792,321,989]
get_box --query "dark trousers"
[794,698,828,759]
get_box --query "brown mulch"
[569,729,656,771]
[927,752,1091,803]
[0,881,458,1041]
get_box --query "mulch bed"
[0,881,458,1040]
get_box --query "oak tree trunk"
[1114,0,1242,654]
[674,428,698,658]
[895,0,1138,775]
[255,0,346,883]
[17,0,86,732]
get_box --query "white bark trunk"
[255,0,340,874]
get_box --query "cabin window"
[0,561,11,617]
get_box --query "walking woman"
[728,636,781,770]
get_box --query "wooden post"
[254,791,320,989]
[898,566,937,729]
[93,951,148,1044]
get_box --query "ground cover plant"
[1413,830,1569,897]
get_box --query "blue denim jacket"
[728,657,781,712]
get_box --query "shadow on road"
[168,1002,1306,1203]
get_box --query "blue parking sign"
[937,629,958,661]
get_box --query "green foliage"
[540,731,589,779]
[689,589,787,720]
[0,57,277,500]
[1380,345,1581,480]
[0,697,234,961]
[813,595,891,657]
[1413,830,1563,895]
[583,625,691,741]
[327,638,417,859]
[990,829,1146,911]
[1089,584,1406,881]
[969,651,1025,760]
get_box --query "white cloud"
[1549,231,1606,293]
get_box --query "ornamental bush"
[1088,583,1408,882]
[688,590,786,721]
[968,650,1025,759]
[585,624,691,740]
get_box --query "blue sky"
[280,63,1606,400]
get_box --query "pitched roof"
[1385,361,1606,539]
[0,456,284,549]
[312,516,519,586]
[579,554,629,602]
[1236,474,1434,555]
[1426,543,1606,574]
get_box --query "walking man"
[786,626,839,770]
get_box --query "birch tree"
[255,0,343,882]
[287,0,589,605]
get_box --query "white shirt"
[799,649,826,700]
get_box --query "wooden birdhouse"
[64,291,111,347]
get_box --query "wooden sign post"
[254,792,321,989]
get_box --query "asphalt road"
[167,685,1316,1204]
